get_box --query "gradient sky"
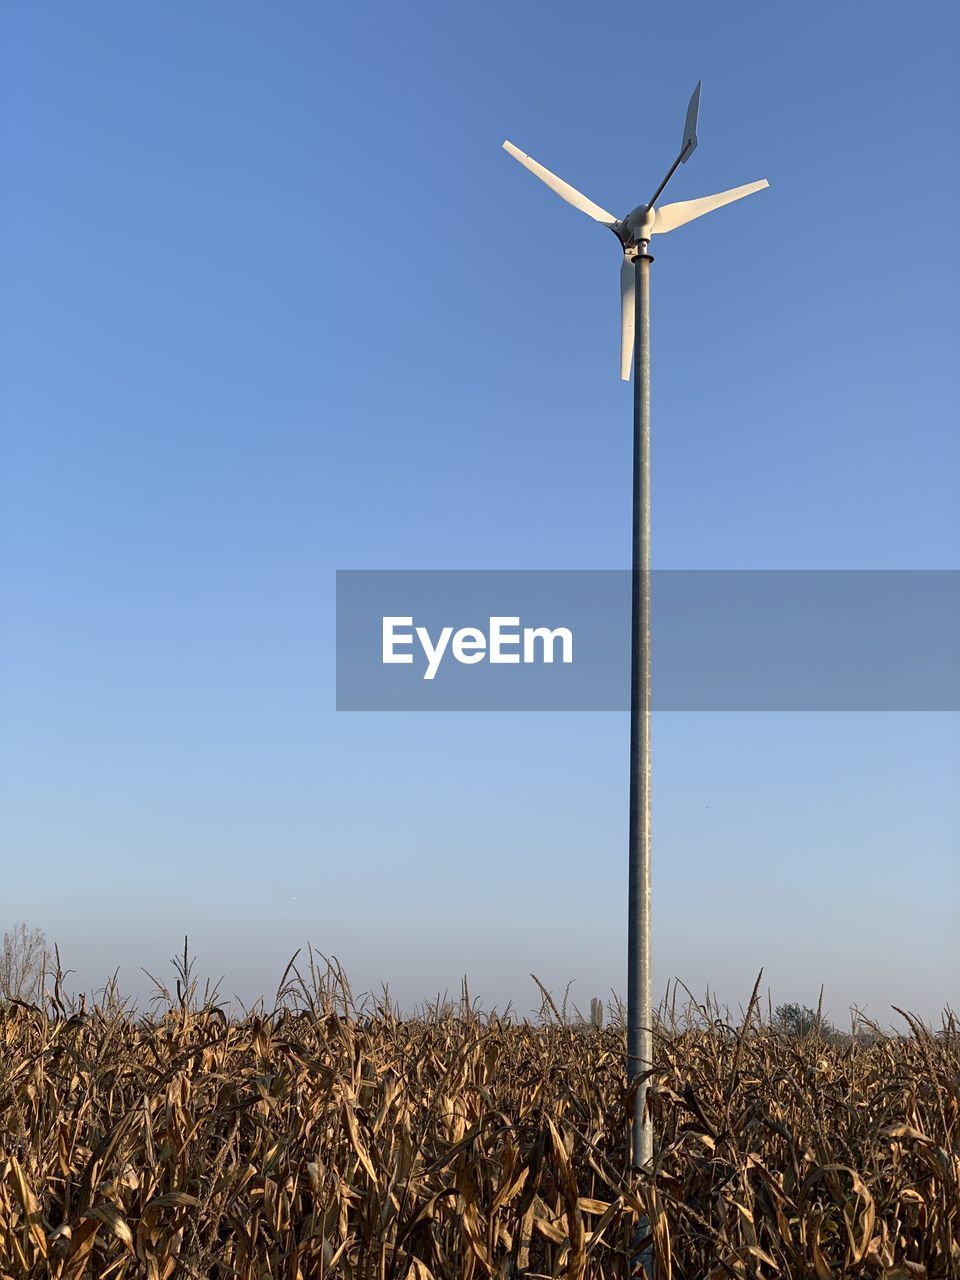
[2,2,958,1024]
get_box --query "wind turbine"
[503,84,768,1180]
[503,83,767,380]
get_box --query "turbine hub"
[620,204,657,248]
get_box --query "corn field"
[0,955,957,1279]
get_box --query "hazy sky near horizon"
[2,2,958,1022]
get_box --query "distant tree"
[773,1002,827,1038]
[0,922,48,1003]
[590,996,604,1031]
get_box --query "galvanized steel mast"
[501,84,768,1273]
[628,243,653,1173]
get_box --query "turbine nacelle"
[618,205,657,250]
[502,82,769,380]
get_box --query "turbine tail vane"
[680,81,701,162]
[502,141,619,227]
[647,80,703,207]
[653,179,769,234]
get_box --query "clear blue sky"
[2,2,957,1022]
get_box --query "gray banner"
[335,570,960,711]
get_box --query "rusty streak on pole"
[628,244,653,1177]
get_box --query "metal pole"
[627,244,653,1175]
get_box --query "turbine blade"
[502,140,619,227]
[620,256,635,382]
[653,180,769,234]
[680,81,701,162]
